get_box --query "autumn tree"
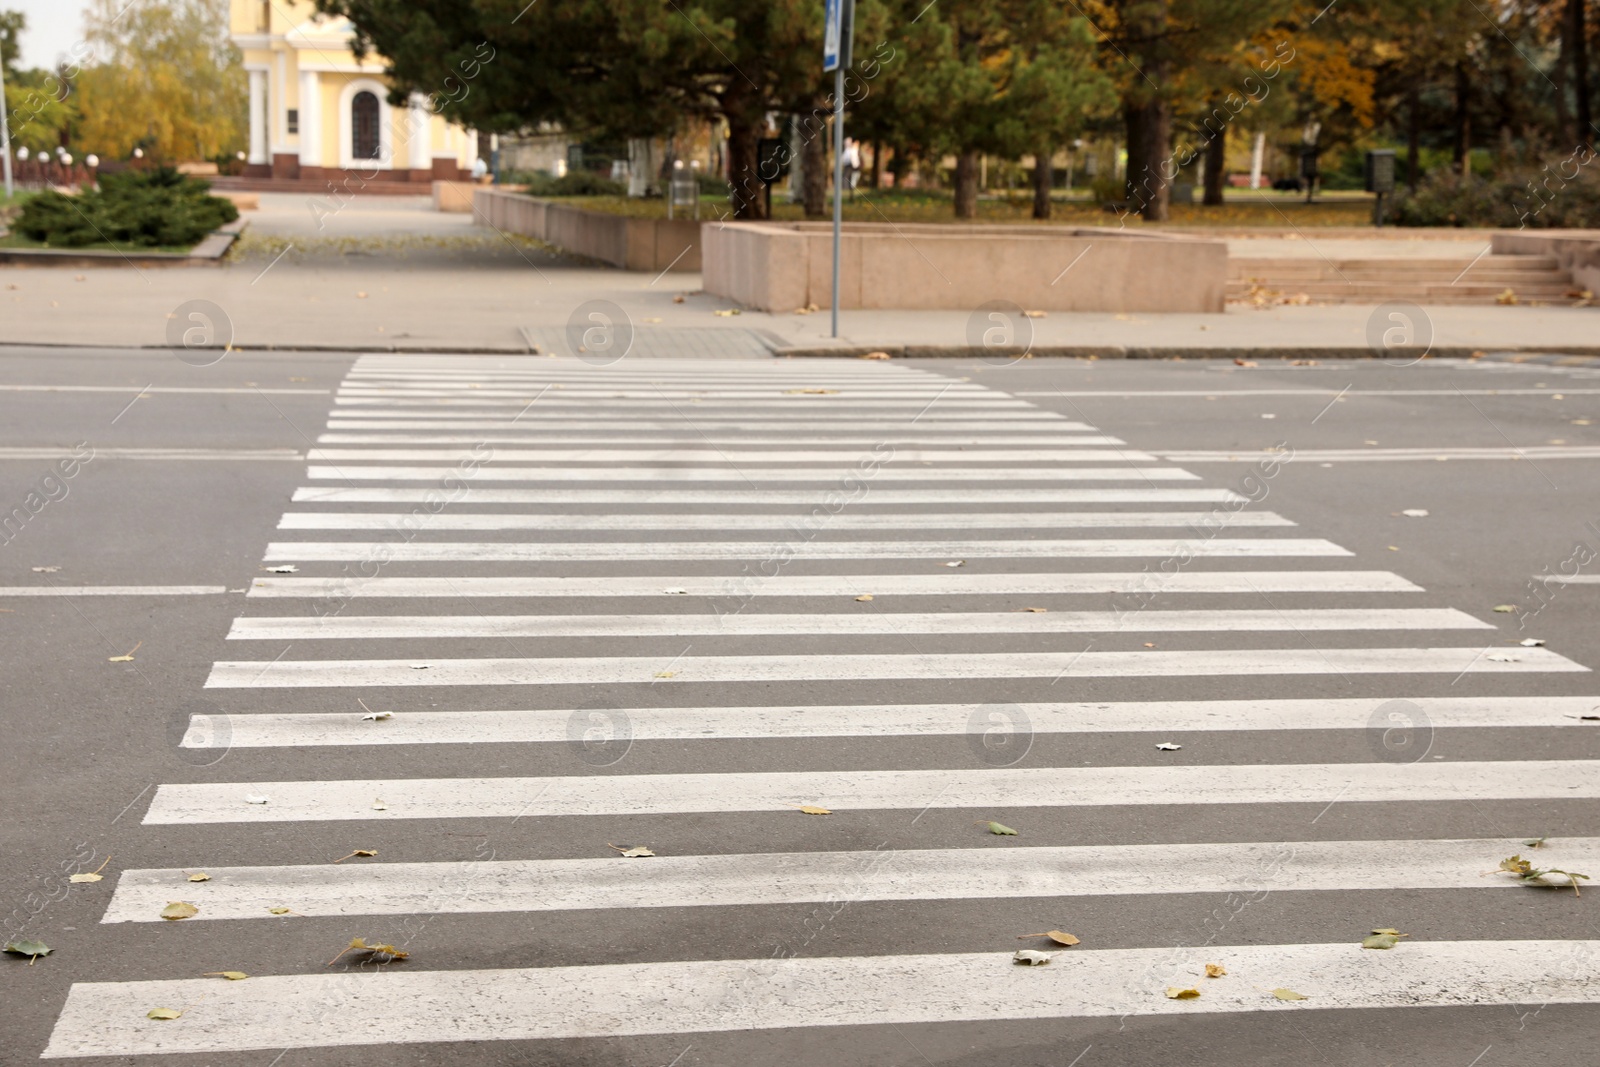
[73,0,245,160]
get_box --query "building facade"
[229,0,474,185]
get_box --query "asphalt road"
[2,347,1599,1067]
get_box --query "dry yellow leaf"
[187,873,211,882]
[333,850,378,864]
[203,971,249,980]
[1017,930,1080,946]
[795,804,832,815]
[654,671,676,678]
[68,872,102,883]
[108,641,142,662]
[267,906,292,915]
[854,594,874,602]
[1205,963,1227,978]
[146,1007,182,1020]
[1165,987,1200,1000]
[160,901,198,920]
[1272,988,1309,1001]
[1019,607,1048,613]
[861,351,891,360]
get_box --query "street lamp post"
[0,56,14,199]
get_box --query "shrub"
[1393,158,1600,228]
[15,166,239,248]
[517,170,628,197]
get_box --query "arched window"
[351,91,380,161]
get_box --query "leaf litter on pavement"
[328,938,409,966]
[1496,854,1590,895]
[68,856,111,883]
[1016,930,1079,946]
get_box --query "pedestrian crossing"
[41,354,1600,1060]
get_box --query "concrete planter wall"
[702,221,1227,313]
[472,188,700,272]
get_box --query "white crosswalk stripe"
[43,355,1600,1058]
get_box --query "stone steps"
[1227,253,1585,305]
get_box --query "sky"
[7,1,87,71]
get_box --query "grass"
[0,230,197,254]
[535,188,1378,228]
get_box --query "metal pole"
[0,57,13,200]
[830,63,844,338]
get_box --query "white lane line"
[1544,575,1600,583]
[101,837,1600,922]
[259,538,1348,562]
[315,434,1120,445]
[0,385,329,395]
[306,448,1158,463]
[144,759,1599,824]
[185,695,1600,749]
[324,418,1083,430]
[245,570,1422,598]
[305,466,1200,482]
[1015,388,1600,398]
[203,647,1583,689]
[1161,446,1600,462]
[0,448,302,461]
[49,940,1599,1056]
[0,586,228,597]
[337,388,996,399]
[224,608,1484,641]
[333,398,1034,409]
[289,487,1244,504]
[276,512,1296,531]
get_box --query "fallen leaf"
[713,309,741,317]
[1013,950,1053,965]
[642,317,662,323]
[1362,931,1406,949]
[332,850,378,864]
[654,671,676,678]
[361,710,393,721]
[783,388,838,395]
[4,939,50,960]
[146,1008,182,1020]
[108,640,142,662]
[408,663,431,670]
[1155,742,1182,751]
[1521,638,1546,647]
[663,587,688,595]
[986,821,1019,836]
[1272,988,1308,1001]
[68,856,111,884]
[30,565,59,573]
[1205,963,1226,978]
[795,804,832,815]
[328,937,409,965]
[187,872,211,882]
[1233,358,1257,367]
[853,594,874,602]
[1165,987,1201,999]
[203,971,249,980]
[861,351,891,360]
[609,843,656,857]
[944,560,965,568]
[263,565,298,574]
[1486,652,1520,663]
[1524,837,1549,848]
[1497,853,1590,895]
[160,901,199,921]
[1493,604,1517,613]
[372,798,388,811]
[1143,642,1157,648]
[1020,607,1048,613]
[268,906,293,915]
[244,794,269,805]
[1017,930,1079,946]
[1022,310,1047,318]
[1401,509,1429,518]
[672,295,686,303]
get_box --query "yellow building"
[230,0,475,186]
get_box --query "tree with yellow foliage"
[72,0,245,162]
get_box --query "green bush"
[1393,159,1600,227]
[15,166,239,248]
[517,170,628,197]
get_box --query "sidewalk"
[0,197,1595,357]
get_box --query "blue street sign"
[824,0,852,72]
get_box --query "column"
[298,71,321,167]
[248,69,268,165]
[408,94,432,173]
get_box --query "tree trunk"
[953,150,979,218]
[1203,123,1226,206]
[1407,85,1421,189]
[870,139,883,188]
[1126,93,1177,220]
[1122,98,1146,207]
[1453,59,1472,177]
[1032,144,1052,219]
[725,110,766,220]
[802,116,828,218]
[1573,0,1593,150]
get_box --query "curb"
[772,345,1600,360]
